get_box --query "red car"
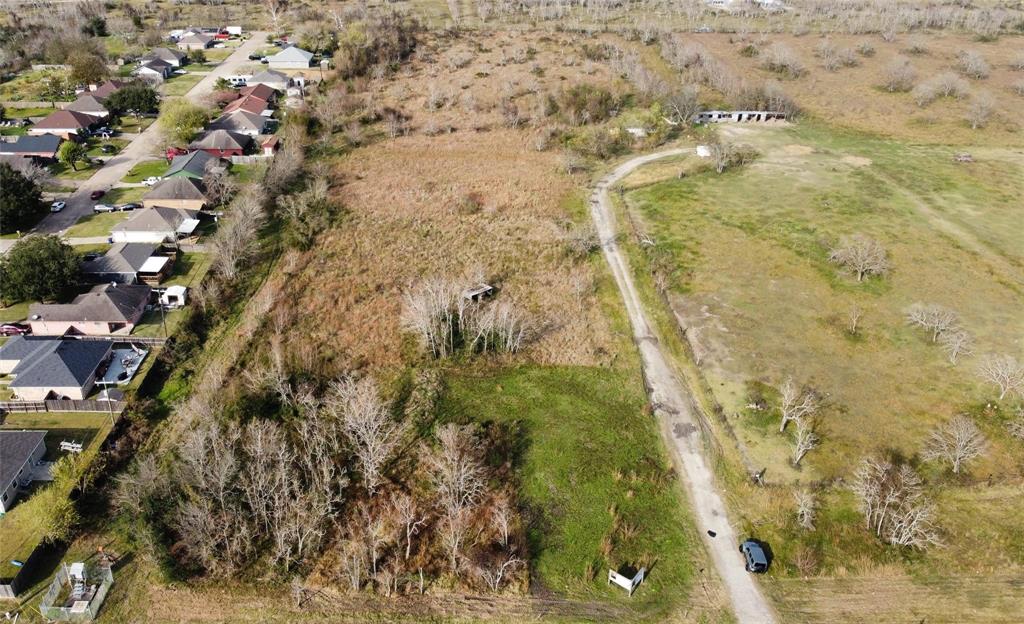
[90,189,106,200]
[0,324,30,336]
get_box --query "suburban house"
[248,69,290,92]
[28,110,96,139]
[165,149,221,180]
[189,129,251,157]
[141,47,187,67]
[0,337,112,401]
[223,94,270,115]
[0,134,63,161]
[81,242,173,284]
[268,45,314,70]
[111,206,201,243]
[0,431,47,514]
[209,110,271,136]
[177,32,214,51]
[28,284,152,336]
[261,135,279,156]
[90,79,128,99]
[65,94,109,119]
[143,176,208,210]
[134,59,173,83]
[238,83,278,102]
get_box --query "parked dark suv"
[740,540,769,573]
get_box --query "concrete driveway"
[1,33,267,251]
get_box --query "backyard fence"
[0,400,124,414]
[229,154,272,164]
[39,564,113,622]
[75,335,167,346]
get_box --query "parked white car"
[142,176,162,186]
[50,201,66,213]
[93,204,117,213]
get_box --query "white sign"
[608,567,646,596]
[696,145,711,158]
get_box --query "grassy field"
[65,210,131,238]
[161,72,206,97]
[0,69,72,102]
[619,121,1024,585]
[0,300,31,323]
[50,161,102,181]
[439,365,712,617]
[122,159,167,183]
[105,186,148,205]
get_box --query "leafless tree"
[779,378,819,433]
[829,234,888,282]
[847,305,863,335]
[664,84,701,124]
[1006,409,1024,440]
[794,489,816,530]
[203,160,237,207]
[976,354,1024,400]
[428,424,486,572]
[239,420,291,533]
[475,551,523,591]
[792,417,819,466]
[905,303,959,343]
[938,330,973,364]
[401,277,463,358]
[882,56,916,92]
[957,49,990,79]
[340,536,365,591]
[263,0,289,33]
[357,503,389,578]
[112,454,164,516]
[212,186,267,281]
[965,91,995,129]
[922,415,987,474]
[391,493,426,560]
[329,376,406,496]
[708,140,757,174]
[851,457,940,549]
[761,43,806,77]
[490,493,513,547]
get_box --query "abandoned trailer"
[694,110,787,124]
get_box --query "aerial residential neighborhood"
[1,1,1022,623]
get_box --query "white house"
[0,431,47,514]
[267,46,314,70]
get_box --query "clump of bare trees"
[912,72,969,106]
[778,378,821,467]
[330,376,408,496]
[957,50,990,79]
[965,91,995,129]
[904,303,960,343]
[828,234,888,282]
[976,354,1024,400]
[922,415,987,474]
[851,457,941,549]
[794,489,816,530]
[402,276,527,358]
[761,43,806,78]
[1007,409,1024,440]
[815,39,858,72]
[708,140,758,174]
[212,186,267,281]
[882,56,917,92]
[663,84,701,125]
[938,329,973,364]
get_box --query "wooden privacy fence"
[228,154,272,164]
[0,400,125,414]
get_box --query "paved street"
[1,33,266,251]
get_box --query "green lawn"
[230,163,265,183]
[0,69,73,102]
[163,252,212,288]
[134,308,185,338]
[0,126,27,136]
[105,186,147,205]
[118,116,156,135]
[621,120,1024,578]
[161,72,206,97]
[86,138,129,158]
[439,365,703,615]
[0,300,30,323]
[65,211,131,238]
[122,159,167,183]
[49,161,101,181]
[4,106,57,118]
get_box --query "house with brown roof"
[90,80,128,99]
[143,177,209,210]
[189,129,252,157]
[223,94,270,115]
[28,284,152,336]
[28,110,96,139]
[238,83,278,102]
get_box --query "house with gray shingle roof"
[165,150,220,180]
[80,242,164,284]
[111,206,201,243]
[0,337,112,400]
[28,284,152,336]
[0,134,63,161]
[65,94,109,119]
[189,129,251,157]
[142,177,208,210]
[141,47,187,67]
[209,110,272,136]
[0,431,47,513]
[268,45,314,70]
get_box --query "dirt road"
[0,34,267,250]
[590,149,778,624]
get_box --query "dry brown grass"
[690,32,1024,145]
